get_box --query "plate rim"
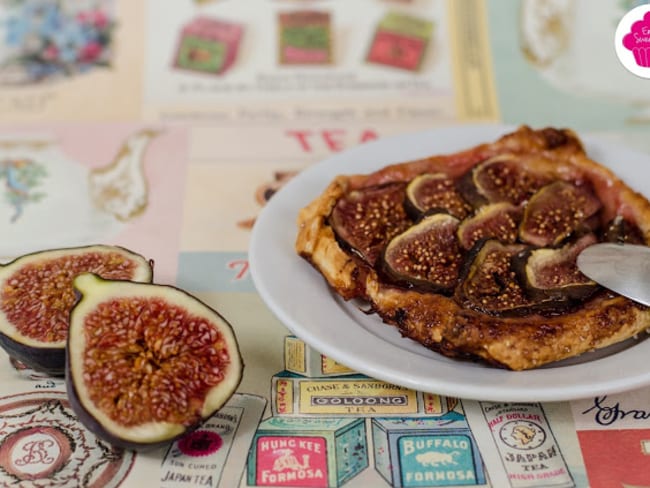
[249,123,650,402]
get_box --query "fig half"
[459,154,551,207]
[382,213,462,292]
[457,202,522,250]
[456,239,532,315]
[66,274,243,450]
[330,182,411,265]
[519,181,602,246]
[518,233,599,301]
[405,173,471,219]
[603,215,645,244]
[0,245,153,375]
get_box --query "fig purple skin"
[0,332,65,376]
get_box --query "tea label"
[398,435,478,487]
[320,355,353,375]
[271,372,451,417]
[255,436,328,487]
[161,393,266,487]
[161,408,240,487]
[480,403,574,488]
[173,17,243,76]
[248,416,368,487]
[372,413,487,488]
[278,11,332,65]
[283,336,355,377]
[367,12,434,71]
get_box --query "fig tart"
[296,126,650,370]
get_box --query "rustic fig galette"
[296,126,650,370]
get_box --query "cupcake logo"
[623,11,650,66]
[615,4,650,78]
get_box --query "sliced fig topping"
[0,245,153,375]
[405,173,471,219]
[603,215,645,244]
[519,181,602,246]
[382,213,462,292]
[457,202,523,250]
[459,155,552,206]
[330,182,412,265]
[518,233,599,301]
[457,239,532,315]
[67,274,243,450]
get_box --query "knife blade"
[577,243,650,307]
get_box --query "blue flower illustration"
[0,0,115,84]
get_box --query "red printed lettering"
[286,130,313,152]
[227,259,249,281]
[322,130,344,151]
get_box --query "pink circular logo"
[177,430,223,457]
[0,427,72,480]
[0,391,135,486]
[616,5,650,78]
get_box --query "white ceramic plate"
[249,124,650,402]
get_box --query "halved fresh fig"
[459,155,551,207]
[66,273,243,450]
[519,181,602,246]
[0,245,153,375]
[603,215,645,244]
[517,233,599,301]
[456,239,532,315]
[330,182,412,265]
[405,173,471,219]
[457,202,523,250]
[382,213,462,292]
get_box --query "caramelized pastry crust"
[296,126,650,370]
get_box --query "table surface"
[0,1,649,487]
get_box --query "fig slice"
[457,202,523,250]
[66,274,243,450]
[519,180,602,246]
[405,173,471,219]
[459,154,552,207]
[456,239,533,315]
[0,245,153,375]
[382,213,462,292]
[519,233,600,301]
[330,182,412,265]
[603,215,645,244]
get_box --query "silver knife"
[577,243,650,307]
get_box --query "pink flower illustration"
[42,45,59,61]
[93,10,109,29]
[76,11,90,23]
[78,10,109,29]
[78,42,103,62]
